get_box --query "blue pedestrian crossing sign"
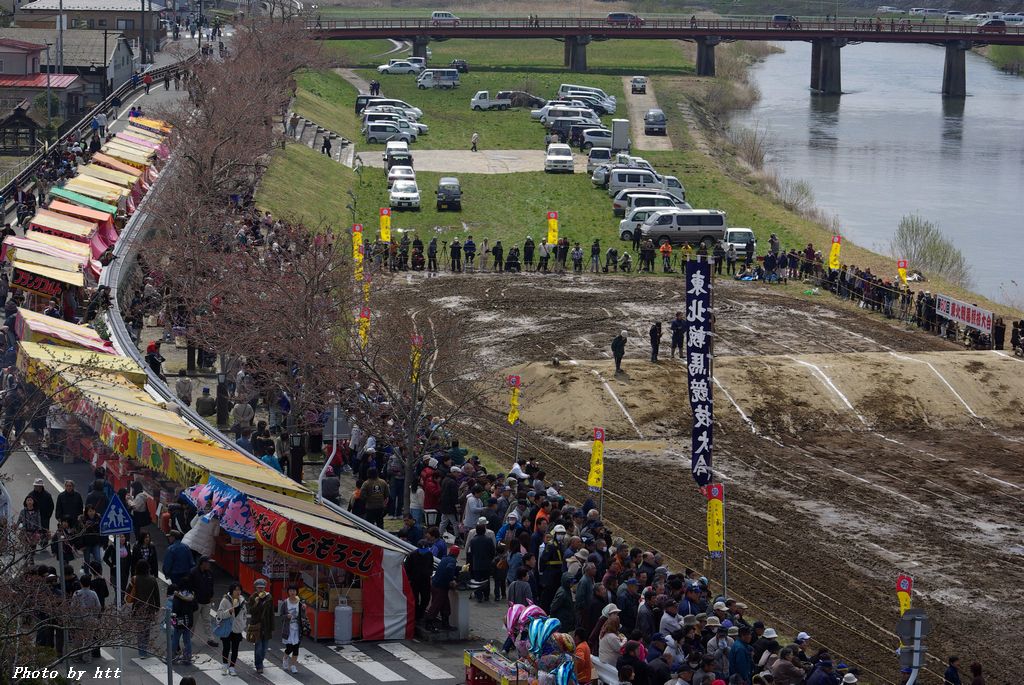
[99,494,133,535]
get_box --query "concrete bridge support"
[564,35,591,72]
[942,40,971,98]
[412,35,430,59]
[811,38,846,95]
[564,39,572,68]
[695,36,721,77]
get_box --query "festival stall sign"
[182,475,255,540]
[9,260,84,298]
[15,307,114,353]
[128,116,172,134]
[934,294,993,333]
[46,199,118,246]
[16,341,146,386]
[2,235,96,279]
[48,187,119,218]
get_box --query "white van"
[588,147,613,173]
[417,69,460,89]
[641,209,727,248]
[558,84,616,105]
[541,107,598,126]
[430,10,460,25]
[624,193,687,215]
[606,168,663,196]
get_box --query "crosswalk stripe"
[236,651,303,685]
[379,643,454,680]
[99,649,116,661]
[190,653,224,671]
[133,656,183,685]
[333,645,405,682]
[298,647,356,684]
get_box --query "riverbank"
[976,44,1024,76]
[665,40,1022,318]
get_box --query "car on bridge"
[771,15,801,28]
[378,60,422,75]
[606,12,644,27]
[431,10,460,26]
[978,18,1008,33]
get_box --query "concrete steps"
[288,114,353,166]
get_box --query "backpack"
[387,453,404,478]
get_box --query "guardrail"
[1,51,200,203]
[99,110,413,554]
[306,16,1024,37]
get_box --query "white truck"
[470,90,512,111]
[611,118,631,152]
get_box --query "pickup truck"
[470,90,512,111]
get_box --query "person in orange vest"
[659,241,673,273]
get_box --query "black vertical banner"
[685,258,713,488]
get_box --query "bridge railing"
[305,16,1024,37]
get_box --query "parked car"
[725,227,756,252]
[588,147,612,174]
[363,104,422,122]
[544,143,574,173]
[470,90,512,110]
[436,176,462,210]
[563,92,614,115]
[619,207,660,241]
[644,108,667,135]
[387,165,416,189]
[978,18,1007,32]
[377,60,421,74]
[450,59,469,73]
[497,90,546,108]
[581,128,613,150]
[430,10,460,26]
[365,122,414,144]
[631,76,647,94]
[612,187,677,217]
[389,180,421,210]
[383,141,413,168]
[877,5,905,13]
[364,98,423,118]
[363,113,428,136]
[640,209,727,248]
[569,124,607,148]
[771,14,801,28]
[531,101,588,120]
[549,117,597,141]
[607,11,644,26]
[417,68,460,89]
[407,57,426,69]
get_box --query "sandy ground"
[359,148,589,173]
[377,269,1024,682]
[621,76,675,151]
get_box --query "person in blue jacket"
[424,545,460,632]
[162,530,194,587]
[728,626,754,685]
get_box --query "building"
[15,0,166,62]
[0,101,42,155]
[0,37,84,121]
[0,28,135,104]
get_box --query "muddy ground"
[382,270,1023,683]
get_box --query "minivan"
[384,141,411,163]
[430,10,460,25]
[624,193,688,216]
[612,187,677,216]
[417,68,460,89]
[362,114,424,138]
[363,98,423,118]
[641,209,727,248]
[606,168,663,196]
[541,107,599,126]
[644,108,667,135]
[588,147,612,174]
[365,122,414,144]
[558,84,616,105]
[564,91,615,114]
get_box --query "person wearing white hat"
[611,330,628,373]
[842,675,858,684]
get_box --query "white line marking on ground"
[298,647,356,683]
[133,657,183,684]
[24,445,64,489]
[994,350,1024,364]
[971,469,1023,490]
[333,645,405,681]
[379,642,454,679]
[787,356,868,425]
[236,652,303,684]
[589,368,644,439]
[888,352,976,417]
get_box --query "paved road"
[620,76,674,152]
[360,148,589,174]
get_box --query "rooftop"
[0,73,80,89]
[0,37,47,52]
[0,28,131,67]
[19,0,165,11]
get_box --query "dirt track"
[381,270,1024,683]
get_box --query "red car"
[977,19,1007,33]
[606,12,644,27]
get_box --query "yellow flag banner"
[706,482,724,558]
[379,208,392,243]
[546,211,558,246]
[897,259,908,285]
[358,306,371,348]
[410,334,423,384]
[507,375,521,425]
[896,574,913,616]
[828,235,842,270]
[352,224,364,282]
[588,427,605,491]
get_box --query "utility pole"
[44,43,52,142]
[57,0,64,74]
[140,0,147,64]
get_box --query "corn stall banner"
[379,208,392,242]
[897,259,908,285]
[706,482,724,558]
[828,235,842,270]
[358,306,371,347]
[352,224,364,282]
[507,374,521,425]
[546,211,558,245]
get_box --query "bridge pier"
[812,38,846,95]
[942,40,971,98]
[695,36,721,77]
[412,35,430,59]
[565,35,591,73]
[564,40,572,68]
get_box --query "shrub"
[889,214,972,288]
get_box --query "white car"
[725,227,756,252]
[581,128,612,150]
[430,10,460,25]
[378,61,422,74]
[389,180,421,210]
[387,165,416,189]
[530,101,586,120]
[364,104,422,121]
[619,208,660,242]
[365,98,424,119]
[544,144,574,174]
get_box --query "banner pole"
[709,252,724,599]
[721,485,728,600]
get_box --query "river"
[732,41,1024,301]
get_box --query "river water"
[732,41,1024,300]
